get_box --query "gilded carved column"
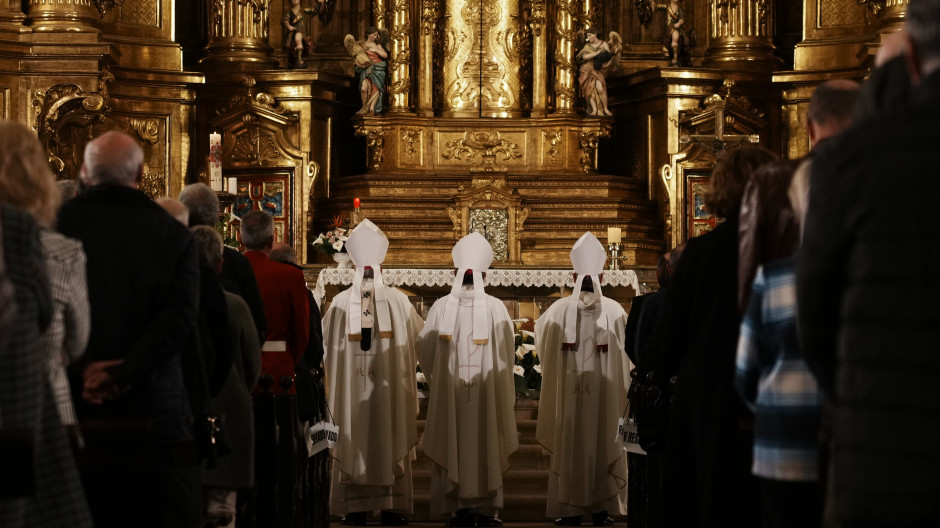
[442,0,524,118]
[201,0,276,70]
[387,0,412,112]
[419,0,440,116]
[552,0,578,115]
[703,0,776,71]
[27,0,99,33]
[529,0,547,116]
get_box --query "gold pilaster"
[28,0,99,34]
[703,0,776,71]
[418,0,440,116]
[553,0,578,114]
[529,0,547,116]
[201,0,276,71]
[387,0,412,112]
[442,0,478,117]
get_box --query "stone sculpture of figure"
[576,29,622,117]
[344,27,390,115]
[283,0,328,69]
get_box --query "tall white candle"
[227,177,238,194]
[209,133,223,191]
[607,227,622,244]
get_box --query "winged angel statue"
[575,29,622,116]
[344,27,391,115]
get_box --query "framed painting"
[229,169,294,246]
[686,172,719,238]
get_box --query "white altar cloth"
[313,268,639,307]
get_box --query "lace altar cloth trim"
[313,268,639,306]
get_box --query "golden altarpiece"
[0,0,909,273]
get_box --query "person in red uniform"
[240,210,309,393]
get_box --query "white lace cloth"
[313,268,639,306]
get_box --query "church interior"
[0,0,908,523]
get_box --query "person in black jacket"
[798,2,940,526]
[179,182,267,345]
[649,145,778,528]
[58,131,202,528]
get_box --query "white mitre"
[440,232,494,344]
[344,218,393,339]
[564,232,606,345]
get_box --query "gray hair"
[240,210,274,250]
[82,131,144,187]
[178,183,220,227]
[57,180,79,203]
[269,243,297,265]
[156,197,189,226]
[190,225,224,270]
[908,0,940,65]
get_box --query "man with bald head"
[58,131,203,528]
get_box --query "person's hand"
[82,359,124,405]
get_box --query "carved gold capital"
[203,0,274,69]
[578,129,610,174]
[355,124,387,172]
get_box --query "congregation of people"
[2,2,940,527]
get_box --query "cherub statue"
[575,29,622,117]
[283,0,329,69]
[636,0,694,67]
[343,27,390,115]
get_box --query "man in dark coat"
[798,2,940,526]
[58,131,202,528]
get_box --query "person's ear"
[806,119,818,146]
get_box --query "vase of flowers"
[313,213,351,267]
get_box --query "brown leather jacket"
[737,158,803,313]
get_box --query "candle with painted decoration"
[209,132,223,191]
[607,227,622,244]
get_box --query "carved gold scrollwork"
[578,130,610,174]
[32,71,114,180]
[442,131,522,163]
[232,116,283,164]
[542,129,563,164]
[355,125,387,171]
[421,0,440,35]
[139,164,166,199]
[529,0,545,36]
[129,117,160,144]
[401,128,421,162]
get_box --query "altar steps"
[319,172,665,268]
[409,401,552,523]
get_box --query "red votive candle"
[354,197,361,210]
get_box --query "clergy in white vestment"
[416,233,519,527]
[323,219,425,525]
[535,232,630,526]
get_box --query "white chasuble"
[323,281,424,514]
[535,292,630,517]
[417,290,519,517]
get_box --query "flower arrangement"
[312,213,350,255]
[513,318,541,398]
